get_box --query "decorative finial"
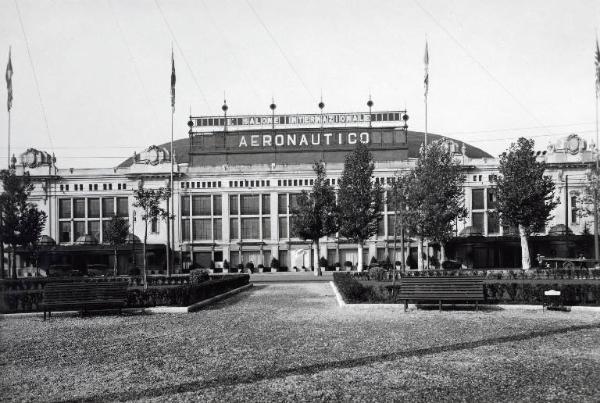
[367,94,373,109]
[10,154,16,168]
[318,93,324,110]
[270,97,276,111]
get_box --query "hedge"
[333,272,600,306]
[0,274,249,313]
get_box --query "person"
[578,252,587,269]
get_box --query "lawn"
[1,283,600,402]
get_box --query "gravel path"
[1,283,600,402]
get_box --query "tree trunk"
[357,242,364,272]
[0,236,4,279]
[11,247,17,279]
[440,243,447,265]
[519,224,531,270]
[400,225,405,273]
[143,221,148,290]
[313,240,320,276]
[113,247,118,277]
[417,238,424,271]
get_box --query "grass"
[1,283,600,402]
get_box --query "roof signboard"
[189,110,407,132]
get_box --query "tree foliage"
[495,138,557,234]
[291,161,337,243]
[402,141,467,244]
[133,182,170,288]
[337,142,383,243]
[103,216,130,276]
[0,170,47,278]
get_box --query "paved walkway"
[2,283,600,402]
[249,271,334,282]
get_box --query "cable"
[14,0,55,154]
[412,0,554,137]
[244,0,315,102]
[107,0,161,127]
[153,0,212,113]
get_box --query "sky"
[0,0,599,168]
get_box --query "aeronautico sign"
[190,111,406,131]
[238,131,370,148]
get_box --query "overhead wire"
[14,0,55,154]
[412,0,555,137]
[244,0,315,102]
[106,0,161,128]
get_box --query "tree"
[103,216,130,276]
[387,173,411,276]
[401,141,467,270]
[337,142,383,272]
[0,170,47,278]
[132,182,170,289]
[495,138,558,269]
[291,161,337,275]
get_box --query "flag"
[171,50,176,111]
[424,41,429,97]
[595,38,600,98]
[5,47,13,112]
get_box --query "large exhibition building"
[4,108,597,276]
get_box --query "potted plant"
[344,261,352,271]
[257,263,264,273]
[245,261,255,273]
[319,256,328,273]
[222,259,230,274]
[236,263,243,273]
[209,260,215,274]
[270,257,279,273]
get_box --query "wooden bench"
[397,277,484,311]
[42,281,128,320]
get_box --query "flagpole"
[595,89,599,260]
[169,48,175,277]
[7,109,10,169]
[424,41,429,148]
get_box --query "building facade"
[4,110,597,276]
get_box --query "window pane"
[387,215,397,237]
[241,217,259,238]
[262,217,271,240]
[279,217,288,239]
[230,218,239,239]
[472,212,484,234]
[88,221,100,241]
[378,216,385,236]
[487,188,497,209]
[117,197,128,217]
[289,194,300,211]
[192,195,211,215]
[74,221,86,240]
[193,218,211,240]
[181,196,190,216]
[59,222,71,243]
[181,219,190,241]
[213,218,222,240]
[240,194,259,215]
[262,194,270,214]
[213,195,222,215]
[487,212,500,234]
[230,195,239,215]
[88,198,100,218]
[472,189,485,210]
[102,198,115,217]
[73,198,85,218]
[278,194,287,214]
[59,199,71,219]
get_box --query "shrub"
[270,258,280,270]
[368,266,388,281]
[319,257,328,267]
[245,261,255,273]
[236,264,243,273]
[223,260,230,271]
[370,256,378,266]
[441,260,462,270]
[344,261,353,268]
[333,273,367,303]
[190,269,210,285]
[258,263,264,269]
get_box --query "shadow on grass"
[69,322,600,403]
[202,284,267,310]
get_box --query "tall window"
[240,195,259,215]
[230,195,239,215]
[261,194,270,214]
[241,217,259,239]
[181,196,190,216]
[192,195,211,215]
[58,196,128,243]
[117,197,128,217]
[102,198,114,217]
[59,199,71,219]
[151,217,159,234]
[73,198,85,218]
[88,198,100,218]
[230,218,239,239]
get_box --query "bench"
[42,281,128,320]
[397,277,484,311]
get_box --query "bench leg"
[439,300,442,311]
[476,301,478,311]
[43,310,46,321]
[404,300,408,311]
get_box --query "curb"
[0,283,253,319]
[328,282,600,313]
[329,281,417,310]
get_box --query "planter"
[223,269,229,274]
[271,268,277,273]
[258,268,264,273]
